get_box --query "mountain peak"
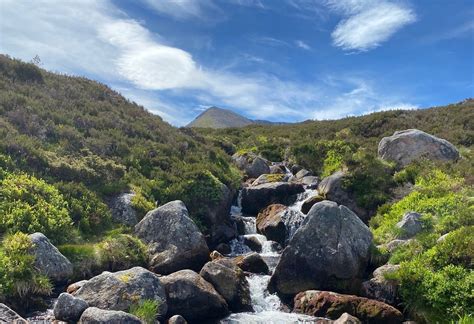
[187,107,254,128]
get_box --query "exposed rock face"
[29,232,73,283]
[0,303,27,323]
[232,153,270,178]
[161,270,229,321]
[378,129,460,167]
[318,171,368,222]
[134,200,209,274]
[362,265,400,305]
[293,290,403,324]
[241,182,304,215]
[396,212,423,239]
[110,192,138,226]
[256,204,287,245]
[78,307,141,324]
[54,293,88,322]
[167,315,188,324]
[200,261,252,312]
[269,201,372,296]
[74,267,167,318]
[234,252,269,274]
[251,174,286,186]
[301,195,325,214]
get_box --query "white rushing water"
[222,180,322,324]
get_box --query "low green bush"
[97,234,147,272]
[129,299,160,324]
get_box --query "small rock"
[232,153,270,178]
[167,315,188,324]
[54,293,88,322]
[269,164,286,174]
[301,195,325,214]
[29,232,73,283]
[300,176,319,188]
[256,204,287,245]
[210,250,224,260]
[243,235,263,253]
[215,243,231,255]
[334,313,362,324]
[295,169,313,179]
[78,307,141,324]
[396,212,423,239]
[361,264,400,305]
[235,252,269,274]
[437,233,450,243]
[381,239,412,253]
[67,280,88,295]
[110,192,138,226]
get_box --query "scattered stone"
[215,243,231,255]
[67,280,88,295]
[243,235,263,253]
[161,270,229,321]
[29,232,73,283]
[396,212,423,239]
[381,239,412,253]
[232,152,270,178]
[135,200,209,274]
[334,313,362,324]
[256,204,287,245]
[378,129,460,167]
[210,250,224,260]
[269,201,372,296]
[234,252,269,274]
[54,293,88,322]
[269,164,286,174]
[74,267,167,318]
[437,233,450,243]
[110,192,138,226]
[78,307,141,324]
[241,182,304,215]
[0,303,27,323]
[295,169,313,179]
[290,164,303,175]
[200,261,253,312]
[293,290,403,324]
[301,195,325,214]
[251,173,286,186]
[362,264,400,305]
[167,315,188,324]
[300,176,319,189]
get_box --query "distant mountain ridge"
[186,107,290,128]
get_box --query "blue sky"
[1,0,473,126]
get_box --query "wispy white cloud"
[252,36,291,47]
[323,0,417,51]
[295,40,311,50]
[141,0,221,20]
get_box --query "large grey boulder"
[269,201,372,296]
[161,270,229,321]
[78,307,141,324]
[29,232,73,283]
[232,152,270,178]
[110,192,138,226]
[396,212,423,239]
[54,293,88,322]
[241,182,304,215]
[318,171,368,222]
[200,261,252,312]
[256,204,287,245]
[378,129,460,167]
[74,267,167,318]
[362,264,400,305]
[0,303,27,323]
[134,200,209,274]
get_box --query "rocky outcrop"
[161,270,229,321]
[378,129,460,167]
[200,261,252,312]
[269,201,372,296]
[396,212,423,239]
[256,204,287,245]
[241,182,304,215]
[74,267,167,318]
[318,171,368,222]
[78,307,141,324]
[29,232,73,283]
[134,200,209,274]
[293,290,403,324]
[301,195,325,214]
[232,152,270,178]
[362,265,400,305]
[54,293,88,322]
[0,303,27,323]
[234,252,269,274]
[110,192,138,226]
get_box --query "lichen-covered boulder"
[74,267,167,318]
[251,173,286,186]
[134,200,209,274]
[396,212,423,239]
[269,201,372,296]
[362,264,400,305]
[232,152,270,178]
[301,195,325,214]
[378,129,460,167]
[110,192,138,226]
[256,204,287,245]
[0,303,27,323]
[78,307,141,324]
[318,171,368,222]
[200,261,252,312]
[161,270,229,321]
[29,232,73,283]
[54,293,88,322]
[293,290,403,324]
[241,182,304,215]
